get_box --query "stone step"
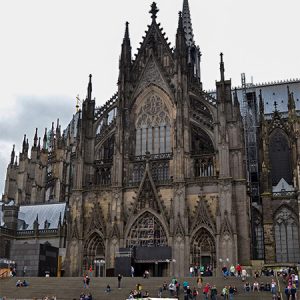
[0,276,280,300]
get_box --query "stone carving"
[191,196,215,232]
[174,214,185,237]
[134,58,170,97]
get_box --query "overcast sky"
[0,0,299,194]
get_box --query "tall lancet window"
[269,129,292,185]
[135,95,171,156]
[274,207,300,262]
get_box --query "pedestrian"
[210,285,218,300]
[228,285,234,300]
[203,283,210,300]
[192,286,198,299]
[83,275,87,289]
[236,264,241,277]
[158,286,163,298]
[131,265,135,278]
[117,274,122,289]
[85,275,90,288]
[23,266,27,277]
[197,276,203,288]
[89,265,92,277]
[190,266,194,277]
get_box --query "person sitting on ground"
[169,282,176,297]
[253,281,259,292]
[241,269,247,282]
[222,266,228,279]
[128,290,134,299]
[83,292,92,300]
[105,284,111,292]
[143,290,149,298]
[265,282,271,291]
[230,265,235,276]
[22,279,29,287]
[244,282,251,292]
[16,279,22,287]
[254,270,260,278]
[143,270,149,279]
[163,281,167,290]
[259,282,265,291]
[79,292,85,300]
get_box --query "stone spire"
[182,0,194,46]
[119,22,132,76]
[175,12,187,62]
[22,134,26,153]
[10,144,15,165]
[220,52,225,82]
[287,86,296,111]
[259,89,264,114]
[87,74,92,101]
[43,128,47,150]
[33,128,38,148]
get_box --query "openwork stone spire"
[182,0,194,46]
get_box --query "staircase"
[0,276,280,300]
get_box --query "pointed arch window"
[274,207,300,262]
[252,210,264,259]
[126,212,167,248]
[269,130,292,185]
[190,228,215,268]
[135,95,171,156]
[191,126,214,155]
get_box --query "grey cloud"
[0,95,75,194]
[0,95,74,144]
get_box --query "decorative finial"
[125,21,129,38]
[274,101,278,111]
[87,74,92,100]
[220,52,225,82]
[149,2,159,20]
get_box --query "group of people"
[283,273,298,300]
[127,284,149,299]
[221,264,246,280]
[189,265,213,277]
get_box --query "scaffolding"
[241,73,260,203]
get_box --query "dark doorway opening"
[134,262,167,277]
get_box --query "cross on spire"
[149,2,159,20]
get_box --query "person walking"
[117,273,122,289]
[210,285,218,300]
[228,285,234,300]
[131,265,135,278]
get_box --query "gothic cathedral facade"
[1,1,255,277]
[65,2,250,276]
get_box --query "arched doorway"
[191,228,215,275]
[126,212,168,276]
[83,232,105,276]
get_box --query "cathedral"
[1,0,299,277]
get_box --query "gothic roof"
[18,203,66,230]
